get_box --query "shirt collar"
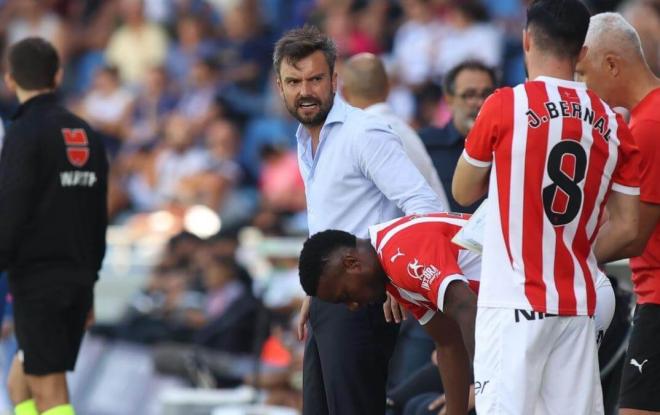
[295,94,348,144]
[533,76,586,90]
[11,92,58,120]
[364,102,391,116]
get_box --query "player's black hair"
[298,229,356,296]
[273,25,337,77]
[443,60,497,96]
[526,0,591,59]
[7,37,60,90]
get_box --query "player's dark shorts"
[12,282,93,375]
[619,303,660,411]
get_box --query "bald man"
[577,12,660,415]
[341,53,449,208]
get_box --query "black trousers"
[303,298,399,415]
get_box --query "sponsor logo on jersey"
[390,248,405,263]
[62,128,89,167]
[60,171,97,187]
[407,259,439,290]
[630,358,649,374]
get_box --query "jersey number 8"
[542,140,587,226]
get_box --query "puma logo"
[390,248,405,263]
[630,358,649,374]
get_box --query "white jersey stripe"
[542,84,562,312]
[375,216,469,253]
[437,274,468,312]
[393,285,430,304]
[611,183,640,195]
[462,150,492,167]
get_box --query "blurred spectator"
[259,144,306,213]
[166,14,216,82]
[216,2,273,92]
[433,0,503,76]
[391,0,445,90]
[128,65,179,145]
[177,119,243,210]
[105,0,168,85]
[122,113,212,211]
[177,58,220,138]
[75,65,134,153]
[0,0,68,58]
[65,0,120,94]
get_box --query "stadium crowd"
[0,0,659,414]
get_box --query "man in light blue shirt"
[274,27,444,415]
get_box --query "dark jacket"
[0,93,108,289]
[419,120,483,213]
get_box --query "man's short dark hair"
[7,37,60,90]
[273,25,337,77]
[443,60,497,96]
[526,0,591,59]
[298,230,356,296]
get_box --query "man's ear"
[54,67,64,88]
[332,71,338,93]
[275,75,284,99]
[605,54,620,77]
[445,92,455,107]
[576,45,589,67]
[4,72,16,94]
[522,28,531,53]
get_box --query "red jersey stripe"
[495,88,515,265]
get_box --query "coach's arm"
[452,156,490,207]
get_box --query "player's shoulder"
[480,86,513,112]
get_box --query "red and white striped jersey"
[368,213,481,324]
[463,76,640,316]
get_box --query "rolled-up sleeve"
[357,125,445,214]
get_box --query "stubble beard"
[286,92,335,127]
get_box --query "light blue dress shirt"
[297,96,445,238]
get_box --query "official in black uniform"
[0,38,108,415]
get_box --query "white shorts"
[474,307,604,415]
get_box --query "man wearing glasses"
[420,60,496,213]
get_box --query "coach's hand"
[383,292,407,323]
[297,296,311,341]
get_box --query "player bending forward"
[298,213,615,415]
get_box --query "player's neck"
[527,56,577,84]
[16,88,53,104]
[621,68,660,110]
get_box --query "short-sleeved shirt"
[629,87,660,304]
[463,76,640,316]
[368,213,480,324]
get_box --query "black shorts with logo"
[12,281,93,375]
[619,303,660,411]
